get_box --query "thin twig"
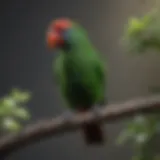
[0,95,160,158]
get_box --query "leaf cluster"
[118,6,160,160]
[0,88,31,134]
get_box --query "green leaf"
[135,133,148,144]
[0,88,31,134]
[116,130,132,145]
[14,108,30,120]
[3,97,16,108]
[10,88,31,103]
[2,117,21,132]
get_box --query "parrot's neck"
[61,40,95,57]
[59,43,98,69]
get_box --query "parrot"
[46,18,107,145]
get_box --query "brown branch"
[1,95,160,159]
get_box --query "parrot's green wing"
[53,55,71,107]
[52,55,63,85]
[94,55,107,105]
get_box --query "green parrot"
[46,18,107,145]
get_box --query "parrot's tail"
[81,122,105,145]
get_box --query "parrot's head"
[46,18,89,51]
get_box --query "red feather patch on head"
[46,18,72,49]
[52,18,72,32]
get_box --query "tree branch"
[1,95,160,158]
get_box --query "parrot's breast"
[59,54,101,109]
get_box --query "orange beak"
[46,31,61,49]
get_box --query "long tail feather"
[82,122,105,144]
[78,107,106,145]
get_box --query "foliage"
[0,88,31,134]
[117,5,160,160]
[117,114,160,160]
[122,8,160,54]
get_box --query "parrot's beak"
[46,31,61,49]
